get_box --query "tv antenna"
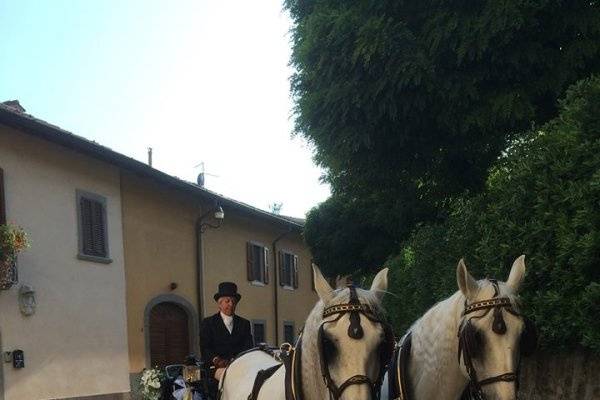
[194,162,219,187]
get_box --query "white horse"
[219,265,393,400]
[382,255,537,400]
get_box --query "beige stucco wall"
[120,172,200,373]
[122,174,318,376]
[0,125,130,400]
[202,209,318,345]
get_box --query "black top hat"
[213,282,241,302]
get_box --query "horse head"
[456,255,537,400]
[305,266,394,400]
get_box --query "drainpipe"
[195,204,222,323]
[272,226,292,345]
[195,217,205,322]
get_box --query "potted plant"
[0,223,30,290]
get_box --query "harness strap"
[218,345,280,400]
[247,364,283,400]
[282,334,303,400]
[388,331,412,400]
[478,372,517,387]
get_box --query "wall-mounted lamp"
[18,284,36,316]
[199,206,225,233]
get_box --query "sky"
[0,0,330,218]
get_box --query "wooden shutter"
[0,168,5,225]
[293,255,299,289]
[80,197,107,257]
[263,247,270,284]
[278,251,284,286]
[246,242,254,281]
[91,200,106,256]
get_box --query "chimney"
[147,147,153,167]
[1,100,26,113]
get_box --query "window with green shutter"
[279,251,298,289]
[247,242,269,284]
[77,190,111,263]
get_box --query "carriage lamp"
[199,205,225,233]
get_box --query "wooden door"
[149,302,189,367]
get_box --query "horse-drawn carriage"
[165,259,536,400]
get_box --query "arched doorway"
[149,302,190,367]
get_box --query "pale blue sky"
[0,0,330,217]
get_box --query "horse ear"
[313,265,334,303]
[457,259,478,299]
[506,255,526,293]
[370,267,388,301]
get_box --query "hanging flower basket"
[0,224,30,290]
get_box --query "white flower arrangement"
[140,367,164,400]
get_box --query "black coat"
[199,313,254,365]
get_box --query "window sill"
[282,285,296,291]
[250,281,267,287]
[77,254,113,264]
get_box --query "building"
[0,101,317,400]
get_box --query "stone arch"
[143,294,199,368]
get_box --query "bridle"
[316,285,395,400]
[457,279,536,400]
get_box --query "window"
[246,242,270,284]
[77,190,111,263]
[311,262,317,292]
[283,321,295,344]
[279,251,298,288]
[252,320,266,345]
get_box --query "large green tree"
[286,0,600,275]
[385,76,600,351]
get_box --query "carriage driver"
[199,282,254,381]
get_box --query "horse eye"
[472,330,485,358]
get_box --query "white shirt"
[220,312,234,334]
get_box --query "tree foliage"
[286,0,600,275]
[384,76,600,351]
